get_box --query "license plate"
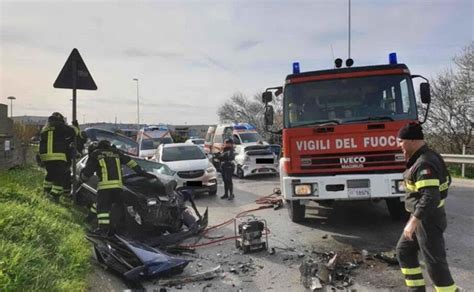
[348,188,370,197]
[256,158,274,164]
[185,181,202,187]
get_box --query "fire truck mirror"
[265,105,274,126]
[420,82,431,104]
[262,91,273,103]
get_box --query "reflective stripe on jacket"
[83,147,141,190]
[403,145,451,220]
[39,121,76,162]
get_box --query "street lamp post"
[132,78,140,130]
[7,96,16,118]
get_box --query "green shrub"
[0,167,90,291]
[447,163,474,179]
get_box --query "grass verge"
[0,166,90,291]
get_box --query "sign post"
[54,48,97,201]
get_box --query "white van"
[205,123,267,155]
[137,125,174,159]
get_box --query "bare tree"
[425,42,473,154]
[217,92,283,141]
[217,92,263,125]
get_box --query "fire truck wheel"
[287,200,305,222]
[385,198,408,221]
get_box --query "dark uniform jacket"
[39,119,77,162]
[403,145,451,220]
[82,147,141,190]
[217,147,235,168]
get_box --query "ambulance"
[137,125,174,159]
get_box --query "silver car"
[153,143,218,196]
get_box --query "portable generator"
[234,216,268,253]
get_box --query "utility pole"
[7,96,16,118]
[348,0,351,59]
[133,78,140,130]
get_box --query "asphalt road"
[92,176,474,291]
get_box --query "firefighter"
[395,122,457,292]
[39,112,76,201]
[216,138,235,200]
[63,120,82,196]
[80,140,148,235]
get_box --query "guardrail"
[441,154,474,178]
[441,154,474,164]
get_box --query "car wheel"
[237,166,245,179]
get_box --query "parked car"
[234,144,279,178]
[153,143,217,196]
[185,138,205,150]
[84,127,138,156]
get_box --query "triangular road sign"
[53,48,97,90]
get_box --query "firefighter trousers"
[96,188,123,234]
[63,159,72,195]
[396,208,456,291]
[221,165,234,197]
[43,160,68,198]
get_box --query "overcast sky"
[1,0,472,125]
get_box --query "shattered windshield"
[122,158,175,176]
[284,74,417,128]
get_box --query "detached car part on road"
[87,233,191,281]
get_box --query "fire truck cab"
[262,54,431,222]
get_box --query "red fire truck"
[262,54,431,222]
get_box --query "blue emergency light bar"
[144,125,169,131]
[233,123,256,130]
[292,62,300,74]
[389,52,398,64]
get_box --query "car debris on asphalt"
[157,265,222,286]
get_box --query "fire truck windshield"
[284,74,417,128]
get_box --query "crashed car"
[84,127,139,156]
[75,155,207,244]
[234,144,280,178]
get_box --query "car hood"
[163,159,209,172]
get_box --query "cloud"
[122,48,181,58]
[235,40,260,51]
[1,0,472,125]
